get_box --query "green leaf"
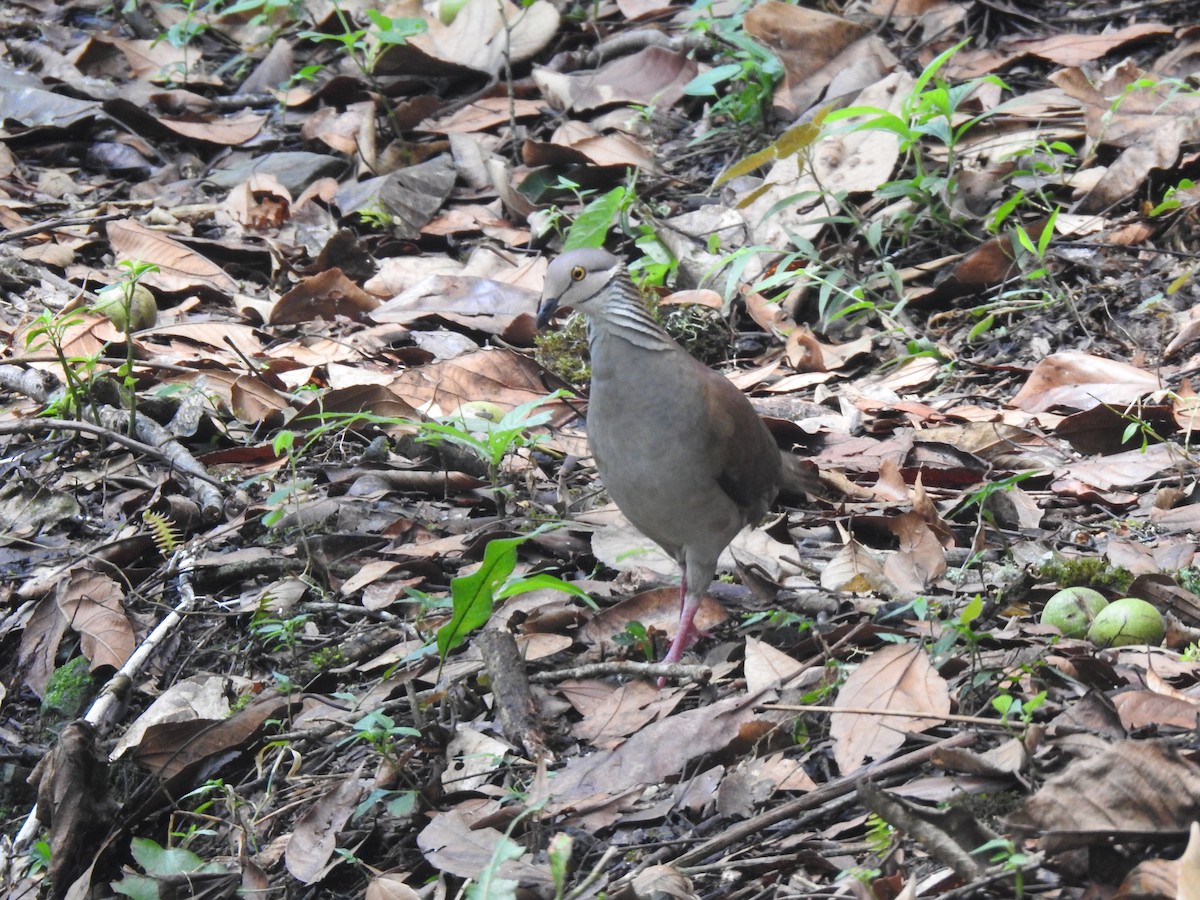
[959,595,984,626]
[564,187,626,250]
[967,314,995,342]
[436,535,524,659]
[495,572,595,606]
[683,63,743,96]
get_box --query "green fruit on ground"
[439,0,470,24]
[1040,587,1109,638]
[95,283,157,331]
[1086,597,1165,648]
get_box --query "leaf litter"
[3,0,1200,896]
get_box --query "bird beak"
[535,295,560,330]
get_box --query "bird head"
[536,248,623,330]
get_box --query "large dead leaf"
[1008,740,1200,851]
[831,643,951,773]
[286,771,370,884]
[1010,351,1161,413]
[535,689,785,826]
[105,219,238,293]
[1052,61,1200,213]
[417,805,553,887]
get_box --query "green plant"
[299,6,426,74]
[1151,177,1197,217]
[24,308,95,421]
[824,41,1010,234]
[143,510,182,556]
[343,710,421,773]
[685,1,783,138]
[991,686,1046,727]
[1039,556,1133,594]
[463,804,546,900]
[219,0,307,29]
[611,621,655,661]
[112,837,234,898]
[250,608,311,652]
[627,222,678,289]
[973,837,1030,896]
[357,206,396,229]
[436,525,594,666]
[309,646,347,669]
[154,0,211,53]
[416,391,567,515]
[298,3,426,139]
[864,813,894,854]
[928,594,986,665]
[40,656,96,729]
[171,779,231,844]
[27,840,51,877]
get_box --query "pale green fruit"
[95,283,157,331]
[439,0,470,24]
[1086,597,1165,648]
[1040,587,1108,638]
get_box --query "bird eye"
[570,266,586,281]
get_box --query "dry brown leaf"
[743,637,805,694]
[1010,740,1200,851]
[630,864,697,899]
[1179,821,1200,900]
[821,538,886,593]
[1011,351,1161,413]
[743,2,868,95]
[158,110,266,145]
[388,347,570,418]
[27,721,109,893]
[365,873,422,900]
[581,585,727,653]
[230,375,290,425]
[55,569,134,671]
[831,643,951,773]
[1030,25,1176,67]
[372,274,537,334]
[882,516,947,594]
[1052,62,1200,213]
[286,771,370,884]
[106,219,238,293]
[536,690,783,825]
[1050,443,1176,491]
[1112,692,1200,731]
[270,268,380,325]
[133,695,291,781]
[111,675,242,759]
[556,46,698,112]
[570,679,674,749]
[417,806,554,886]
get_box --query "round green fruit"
[439,0,470,24]
[95,283,157,332]
[1086,597,1165,648]
[1041,587,1108,638]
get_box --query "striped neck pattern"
[588,269,675,353]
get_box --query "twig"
[761,702,1029,731]
[667,731,977,869]
[528,659,711,684]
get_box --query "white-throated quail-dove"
[538,248,800,682]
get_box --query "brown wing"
[690,357,781,522]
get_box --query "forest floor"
[3,0,1200,896]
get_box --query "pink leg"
[658,576,700,687]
